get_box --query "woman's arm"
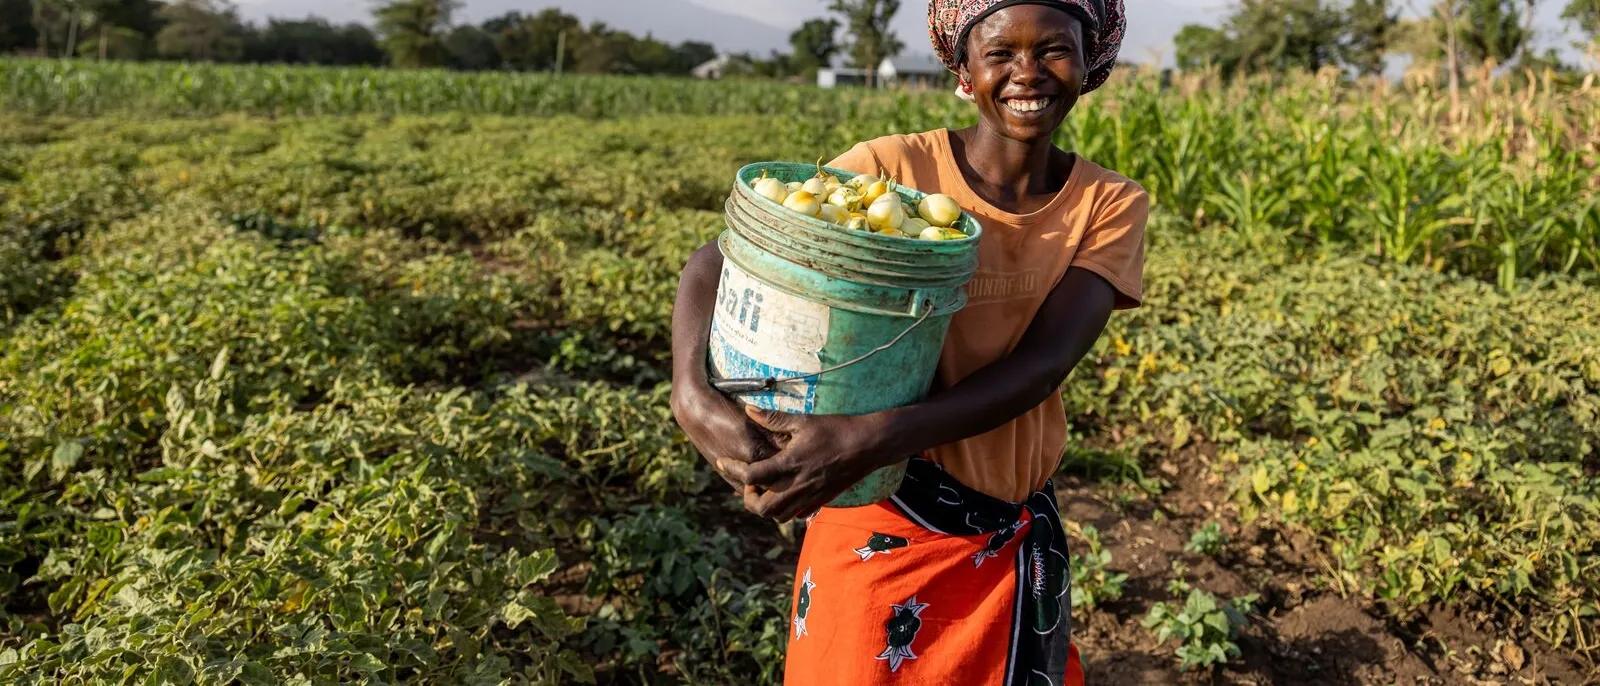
[728,267,1118,520]
[882,266,1116,455]
[669,241,780,492]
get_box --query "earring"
[960,79,973,94]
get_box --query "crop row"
[4,59,1596,283]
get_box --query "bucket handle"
[712,295,938,395]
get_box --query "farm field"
[1,60,1598,683]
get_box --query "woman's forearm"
[875,268,1117,463]
[669,241,724,414]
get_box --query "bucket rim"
[733,161,984,245]
[717,231,969,319]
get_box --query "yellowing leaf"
[1490,357,1512,377]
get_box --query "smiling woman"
[669,1,1141,684]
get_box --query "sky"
[232,0,1589,67]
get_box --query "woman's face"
[959,4,1087,143]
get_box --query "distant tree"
[335,23,386,65]
[756,51,796,78]
[829,0,902,87]
[789,18,840,73]
[76,24,149,59]
[444,24,498,69]
[1455,0,1526,63]
[676,40,716,72]
[482,11,534,68]
[1173,24,1233,72]
[373,0,458,68]
[156,0,247,62]
[572,22,629,74]
[0,0,37,52]
[1172,0,1341,76]
[27,0,78,56]
[80,0,162,59]
[1228,0,1343,72]
[483,8,577,71]
[626,33,679,73]
[1516,46,1575,72]
[1561,0,1599,45]
[245,18,383,65]
[1341,0,1398,75]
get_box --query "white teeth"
[1005,98,1051,113]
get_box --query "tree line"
[2,0,1594,79]
[0,0,920,81]
[0,1,716,74]
[1176,0,1599,78]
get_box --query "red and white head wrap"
[929,0,1126,94]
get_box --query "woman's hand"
[726,406,902,522]
[671,383,779,494]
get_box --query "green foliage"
[1173,24,1230,72]
[2,66,1599,680]
[1566,0,1600,42]
[1068,231,1600,654]
[1069,525,1128,610]
[0,105,811,682]
[1455,0,1528,63]
[1184,521,1225,556]
[1143,588,1258,670]
[1341,0,1400,75]
[155,0,247,62]
[0,223,65,328]
[790,18,842,73]
[374,0,459,68]
[1175,0,1365,75]
[4,61,1595,284]
[481,9,578,71]
[1056,73,1599,283]
[245,18,385,66]
[829,0,904,84]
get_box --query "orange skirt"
[784,459,1085,685]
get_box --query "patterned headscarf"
[929,0,1126,94]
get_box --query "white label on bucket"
[708,261,829,413]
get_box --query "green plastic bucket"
[708,162,982,507]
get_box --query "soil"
[1058,444,1598,685]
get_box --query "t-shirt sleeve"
[827,142,881,178]
[1070,184,1148,310]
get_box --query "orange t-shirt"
[828,129,1148,503]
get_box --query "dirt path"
[1059,446,1595,685]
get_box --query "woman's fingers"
[754,484,818,523]
[744,404,802,436]
[742,484,764,514]
[728,451,800,490]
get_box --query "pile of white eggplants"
[749,166,969,241]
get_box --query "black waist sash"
[886,458,1073,685]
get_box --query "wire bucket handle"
[711,295,939,395]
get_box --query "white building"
[818,54,949,89]
[692,54,735,80]
[817,66,871,88]
[877,54,948,88]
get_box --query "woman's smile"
[1002,96,1057,115]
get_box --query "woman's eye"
[1044,46,1073,58]
[986,51,1011,61]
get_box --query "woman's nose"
[1009,55,1045,85]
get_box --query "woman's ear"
[954,63,977,102]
